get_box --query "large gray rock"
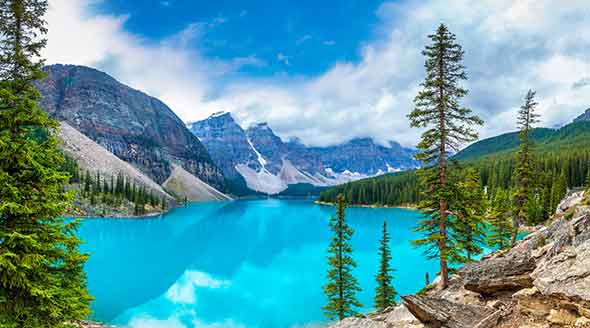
[460,251,535,295]
[402,295,496,328]
[328,304,423,328]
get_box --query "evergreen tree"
[551,168,568,211]
[84,170,91,195]
[408,24,483,288]
[512,90,540,245]
[323,194,362,320]
[374,220,397,312]
[0,0,92,326]
[487,189,513,249]
[451,167,487,263]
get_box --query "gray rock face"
[573,108,590,123]
[38,64,225,191]
[308,137,419,175]
[189,112,419,194]
[189,112,260,178]
[403,295,497,328]
[461,251,535,295]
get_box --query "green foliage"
[412,164,487,266]
[512,90,541,243]
[407,24,483,288]
[486,189,513,249]
[451,168,487,263]
[0,1,92,325]
[374,221,397,311]
[317,171,420,206]
[323,194,362,321]
[78,169,167,215]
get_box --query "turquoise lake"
[78,199,437,328]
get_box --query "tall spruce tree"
[374,220,397,312]
[512,90,540,245]
[408,24,483,288]
[0,0,92,326]
[451,167,487,263]
[323,194,362,320]
[487,189,513,249]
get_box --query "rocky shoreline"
[330,190,590,328]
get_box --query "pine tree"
[551,168,568,211]
[0,0,92,326]
[408,24,483,288]
[487,189,513,249]
[512,90,540,245]
[374,220,397,312]
[451,167,487,263]
[323,194,362,320]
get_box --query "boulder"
[460,252,535,295]
[402,295,496,328]
[328,304,423,328]
[532,241,590,311]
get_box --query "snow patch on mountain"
[246,137,267,167]
[235,164,287,194]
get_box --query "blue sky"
[44,0,590,147]
[96,0,384,76]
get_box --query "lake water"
[78,199,438,328]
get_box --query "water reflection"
[78,199,435,328]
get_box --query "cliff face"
[331,191,590,328]
[38,64,225,191]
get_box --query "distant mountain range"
[189,112,419,194]
[35,64,419,198]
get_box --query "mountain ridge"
[189,111,419,194]
[38,64,226,192]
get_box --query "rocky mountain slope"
[330,191,590,328]
[162,164,232,201]
[38,64,225,191]
[58,121,175,205]
[189,112,419,194]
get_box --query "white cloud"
[276,53,291,66]
[165,270,230,304]
[296,34,312,46]
[44,0,590,147]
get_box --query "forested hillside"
[318,119,590,216]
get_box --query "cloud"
[276,53,291,66]
[165,270,230,304]
[573,78,590,90]
[296,34,312,46]
[322,40,336,46]
[44,0,590,147]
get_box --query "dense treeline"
[318,148,586,218]
[318,171,420,206]
[61,153,167,215]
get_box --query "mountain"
[58,121,175,206]
[37,64,226,191]
[319,108,590,207]
[453,128,555,161]
[455,118,590,161]
[189,112,419,194]
[573,108,590,122]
